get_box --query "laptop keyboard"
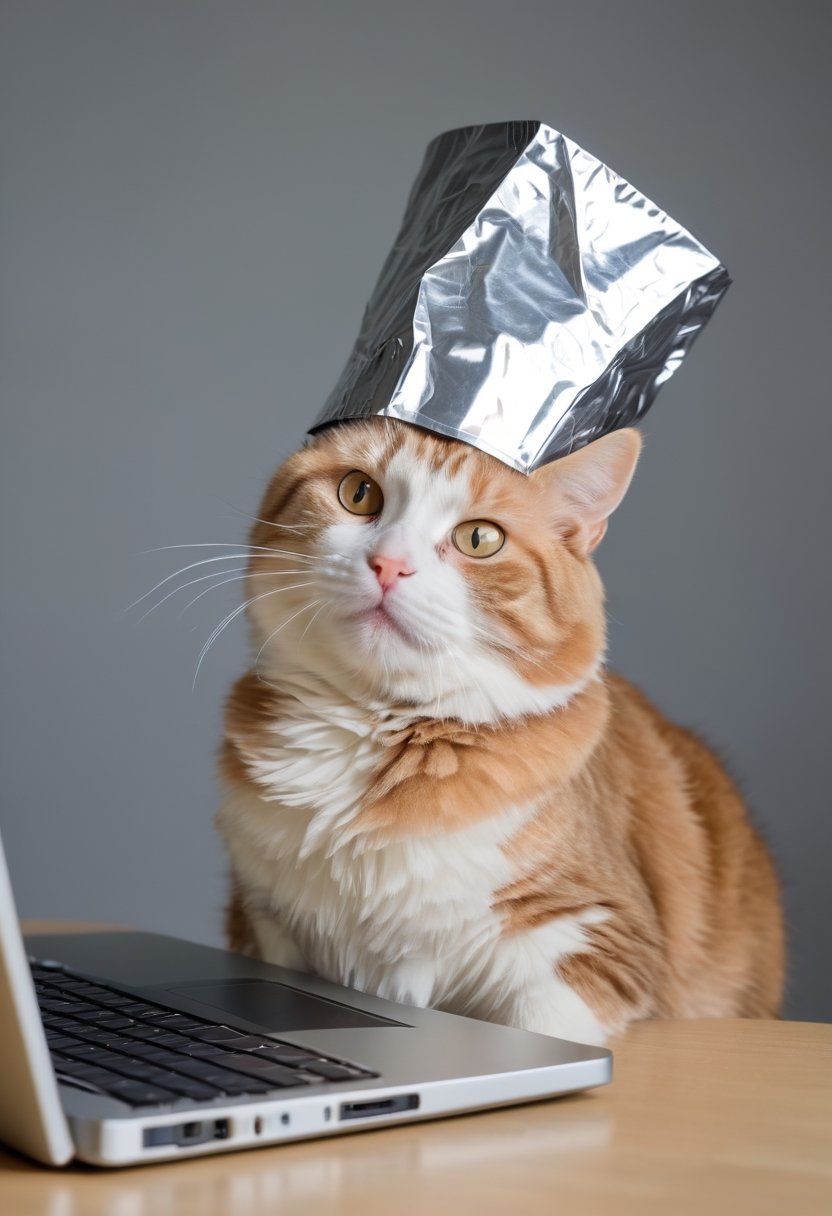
[31,963,378,1108]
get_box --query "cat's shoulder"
[602,670,739,796]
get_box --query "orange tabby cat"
[218,419,784,1044]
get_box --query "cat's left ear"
[535,428,642,555]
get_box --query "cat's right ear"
[535,428,642,555]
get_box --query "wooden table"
[2,927,830,1215]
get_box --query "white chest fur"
[217,688,607,1044]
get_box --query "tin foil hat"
[310,121,730,473]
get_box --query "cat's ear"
[537,428,642,554]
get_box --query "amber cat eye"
[338,470,384,516]
[452,520,505,558]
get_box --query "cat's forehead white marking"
[380,444,470,530]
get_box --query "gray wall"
[1,1,829,1021]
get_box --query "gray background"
[1,1,829,1021]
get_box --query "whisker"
[227,511,319,534]
[193,582,316,688]
[135,566,248,623]
[138,566,310,623]
[180,570,314,614]
[254,597,324,679]
[297,599,329,645]
[143,542,317,556]
[128,551,320,612]
[129,555,249,612]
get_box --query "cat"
[216,418,785,1045]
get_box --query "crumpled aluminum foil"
[310,121,730,473]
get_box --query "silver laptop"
[0,830,611,1167]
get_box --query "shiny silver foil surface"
[310,121,730,473]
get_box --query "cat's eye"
[452,520,505,558]
[338,470,383,516]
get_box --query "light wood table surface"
[2,925,830,1215]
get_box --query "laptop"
[0,830,611,1167]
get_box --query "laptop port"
[339,1094,419,1121]
[143,1119,231,1149]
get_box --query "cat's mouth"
[355,602,416,645]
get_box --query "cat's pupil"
[471,527,480,550]
[353,481,369,504]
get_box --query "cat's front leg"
[494,975,612,1047]
[249,911,309,972]
[226,885,308,972]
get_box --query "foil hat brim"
[310,121,730,473]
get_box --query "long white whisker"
[229,512,319,534]
[128,551,320,612]
[138,567,311,623]
[254,597,323,678]
[144,542,317,557]
[297,599,328,645]
[180,570,313,614]
[193,582,315,688]
[135,567,249,623]
[129,556,248,611]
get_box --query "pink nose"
[369,554,414,590]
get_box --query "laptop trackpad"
[166,979,405,1031]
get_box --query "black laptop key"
[188,1025,248,1043]
[157,1056,222,1080]
[31,969,64,984]
[85,993,129,1007]
[85,1050,128,1068]
[216,1053,287,1076]
[73,1008,123,1022]
[304,1060,366,1081]
[200,1072,273,1095]
[44,1034,79,1050]
[165,1059,272,1093]
[38,971,89,989]
[163,1079,218,1101]
[256,1045,320,1064]
[105,1058,158,1080]
[73,1065,127,1087]
[63,1045,121,1064]
[102,1080,177,1106]
[213,1035,277,1052]
[87,988,132,1002]
[53,1058,93,1078]
[148,1031,193,1047]
[61,1043,102,1058]
[178,1040,227,1057]
[45,1017,89,1034]
[39,998,82,1012]
[120,1024,165,1040]
[152,1014,206,1031]
[70,1027,131,1046]
[118,1005,170,1021]
[122,1040,172,1060]
[149,1074,220,1100]
[211,1055,314,1087]
[137,1049,194,1069]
